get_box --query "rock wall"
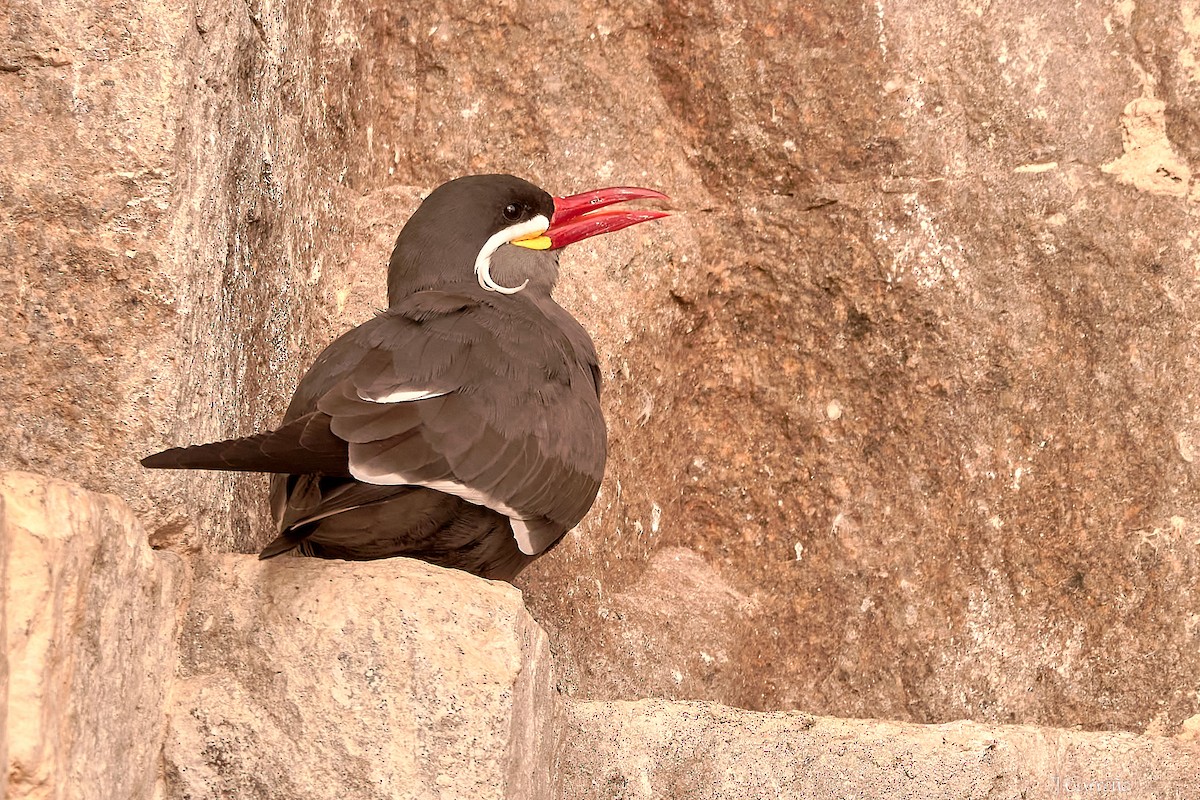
[3,0,1199,757]
[2,0,369,552]
[523,0,1200,733]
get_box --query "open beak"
[512,186,671,251]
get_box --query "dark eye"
[503,202,524,222]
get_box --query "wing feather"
[278,287,606,555]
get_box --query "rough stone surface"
[547,548,759,704]
[0,475,8,800]
[164,553,558,800]
[1,472,182,800]
[0,0,367,553]
[517,0,1200,735]
[4,470,1196,799]
[4,0,1199,738]
[559,700,1200,800]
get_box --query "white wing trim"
[357,387,450,403]
[347,463,541,555]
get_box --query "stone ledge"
[559,700,1200,799]
[3,472,1197,799]
[164,553,558,800]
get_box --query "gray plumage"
[143,175,616,580]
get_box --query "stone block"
[164,553,557,800]
[559,699,1200,800]
[1,472,183,800]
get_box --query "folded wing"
[146,288,607,559]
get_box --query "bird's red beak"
[512,186,671,251]
[548,187,671,249]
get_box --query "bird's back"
[263,286,606,579]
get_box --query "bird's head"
[387,174,670,305]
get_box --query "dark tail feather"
[140,412,351,476]
[258,531,304,559]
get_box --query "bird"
[142,174,670,581]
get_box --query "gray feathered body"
[146,287,605,581]
[268,287,605,579]
[142,174,616,581]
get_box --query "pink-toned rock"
[3,470,1197,799]
[4,0,1199,740]
[1,472,182,800]
[164,554,557,800]
[560,700,1200,800]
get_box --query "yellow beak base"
[510,234,552,250]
